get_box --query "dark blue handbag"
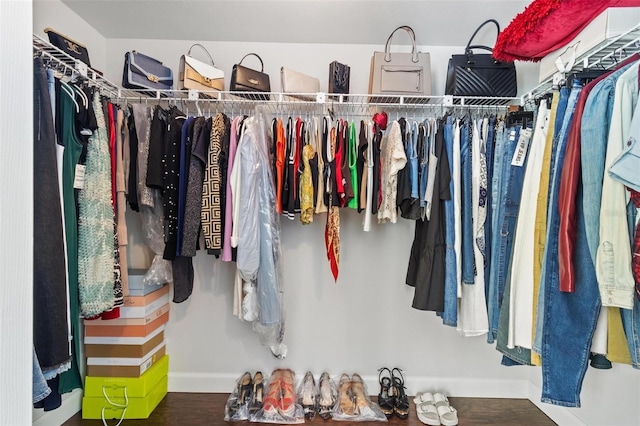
[122,51,173,93]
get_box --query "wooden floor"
[64,393,557,425]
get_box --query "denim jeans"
[532,87,571,354]
[441,116,458,326]
[486,121,506,343]
[487,126,525,342]
[33,347,51,404]
[537,81,587,406]
[541,186,601,406]
[460,119,475,284]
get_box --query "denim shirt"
[596,62,639,309]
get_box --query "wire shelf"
[525,22,640,99]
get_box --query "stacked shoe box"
[81,279,170,420]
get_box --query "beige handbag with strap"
[179,44,224,91]
[369,26,432,99]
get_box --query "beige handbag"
[369,26,432,99]
[281,67,320,100]
[179,44,224,92]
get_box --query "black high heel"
[391,368,409,419]
[377,367,395,418]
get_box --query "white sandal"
[414,392,440,425]
[433,393,458,426]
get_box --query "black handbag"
[122,51,174,93]
[230,53,271,99]
[329,60,350,95]
[445,19,517,98]
[44,28,91,67]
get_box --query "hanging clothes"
[406,119,451,311]
[378,120,407,224]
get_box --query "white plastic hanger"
[59,81,79,113]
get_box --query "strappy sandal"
[414,392,440,425]
[377,368,395,418]
[262,371,282,416]
[433,393,458,426]
[279,369,297,418]
[318,372,336,420]
[391,368,410,419]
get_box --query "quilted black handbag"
[445,19,517,98]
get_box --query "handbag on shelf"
[445,19,517,99]
[328,60,350,96]
[122,51,174,93]
[368,26,431,101]
[281,67,320,100]
[44,27,91,67]
[230,53,271,99]
[178,44,224,92]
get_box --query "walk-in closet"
[1,1,640,425]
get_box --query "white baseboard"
[32,388,83,426]
[527,381,586,426]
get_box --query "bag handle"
[238,53,264,72]
[187,43,215,66]
[384,26,419,63]
[465,19,500,54]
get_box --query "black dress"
[406,119,451,312]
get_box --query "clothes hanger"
[59,81,80,113]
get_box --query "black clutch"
[44,28,91,67]
[230,53,271,100]
[329,60,350,95]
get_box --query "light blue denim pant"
[33,347,51,404]
[487,125,524,343]
[441,115,458,326]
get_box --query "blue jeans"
[460,119,474,284]
[487,126,526,343]
[538,81,586,406]
[33,347,51,404]
[441,116,458,326]
[486,121,506,343]
[532,86,571,354]
[541,186,600,406]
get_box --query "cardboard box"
[84,328,164,358]
[123,284,169,307]
[86,344,166,377]
[84,303,169,327]
[539,8,640,82]
[119,294,170,319]
[85,355,169,396]
[82,375,168,419]
[84,311,169,337]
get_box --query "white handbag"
[179,44,224,92]
[281,67,320,100]
[369,26,432,99]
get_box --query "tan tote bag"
[369,26,431,100]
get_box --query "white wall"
[33,0,107,72]
[1,1,33,424]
